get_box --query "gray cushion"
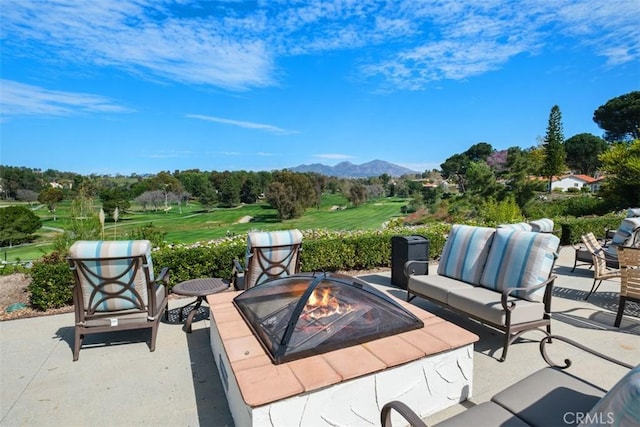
[435,401,529,427]
[408,274,475,304]
[491,367,606,427]
[447,286,545,326]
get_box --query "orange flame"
[304,288,352,320]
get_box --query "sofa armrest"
[540,335,634,370]
[404,260,429,278]
[380,400,429,427]
[500,275,556,312]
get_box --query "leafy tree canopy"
[0,205,42,246]
[593,91,640,142]
[598,140,640,209]
[564,133,608,175]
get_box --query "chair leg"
[584,279,602,300]
[150,323,159,352]
[73,329,83,362]
[499,332,511,362]
[614,297,627,328]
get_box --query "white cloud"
[0,79,130,117]
[1,0,637,92]
[186,114,297,135]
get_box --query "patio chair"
[581,232,620,300]
[615,246,640,327]
[231,229,303,290]
[67,240,169,361]
[570,231,613,272]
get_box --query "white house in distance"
[550,174,599,192]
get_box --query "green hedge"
[25,226,450,310]
[27,216,628,311]
[556,215,624,245]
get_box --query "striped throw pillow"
[437,225,495,285]
[529,218,554,233]
[497,222,533,232]
[479,229,560,301]
[247,229,303,286]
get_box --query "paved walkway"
[1,246,638,426]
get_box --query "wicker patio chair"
[231,229,303,290]
[581,232,621,300]
[615,246,640,327]
[67,240,169,361]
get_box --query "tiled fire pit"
[207,290,478,426]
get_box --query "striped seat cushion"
[247,229,303,286]
[69,240,154,312]
[529,218,554,233]
[437,225,495,285]
[479,229,560,301]
[497,222,533,232]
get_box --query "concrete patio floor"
[1,245,639,426]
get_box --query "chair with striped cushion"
[67,240,169,361]
[231,229,303,289]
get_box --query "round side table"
[172,278,229,333]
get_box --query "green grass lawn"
[1,195,410,262]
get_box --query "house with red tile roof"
[550,174,598,192]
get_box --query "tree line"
[1,91,638,246]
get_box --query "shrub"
[28,252,74,310]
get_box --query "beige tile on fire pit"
[423,321,479,348]
[224,335,267,363]
[210,305,243,323]
[288,354,343,392]
[322,345,387,381]
[399,329,450,355]
[235,364,304,407]
[207,291,239,307]
[232,354,272,373]
[217,319,253,341]
[363,335,425,367]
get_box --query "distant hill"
[288,160,419,178]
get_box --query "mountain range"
[288,160,419,178]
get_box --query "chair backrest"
[244,230,303,288]
[68,240,155,314]
[582,233,619,278]
[618,246,640,299]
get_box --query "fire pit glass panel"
[233,272,424,364]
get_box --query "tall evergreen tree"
[542,105,566,193]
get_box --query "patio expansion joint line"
[0,328,69,424]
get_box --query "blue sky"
[1,0,638,176]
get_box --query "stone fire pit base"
[208,291,477,427]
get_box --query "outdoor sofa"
[405,224,560,361]
[381,335,639,426]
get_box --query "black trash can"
[391,235,429,289]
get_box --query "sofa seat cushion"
[437,224,496,285]
[408,274,474,304]
[491,367,606,427]
[479,229,560,301]
[447,286,545,326]
[435,401,529,427]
